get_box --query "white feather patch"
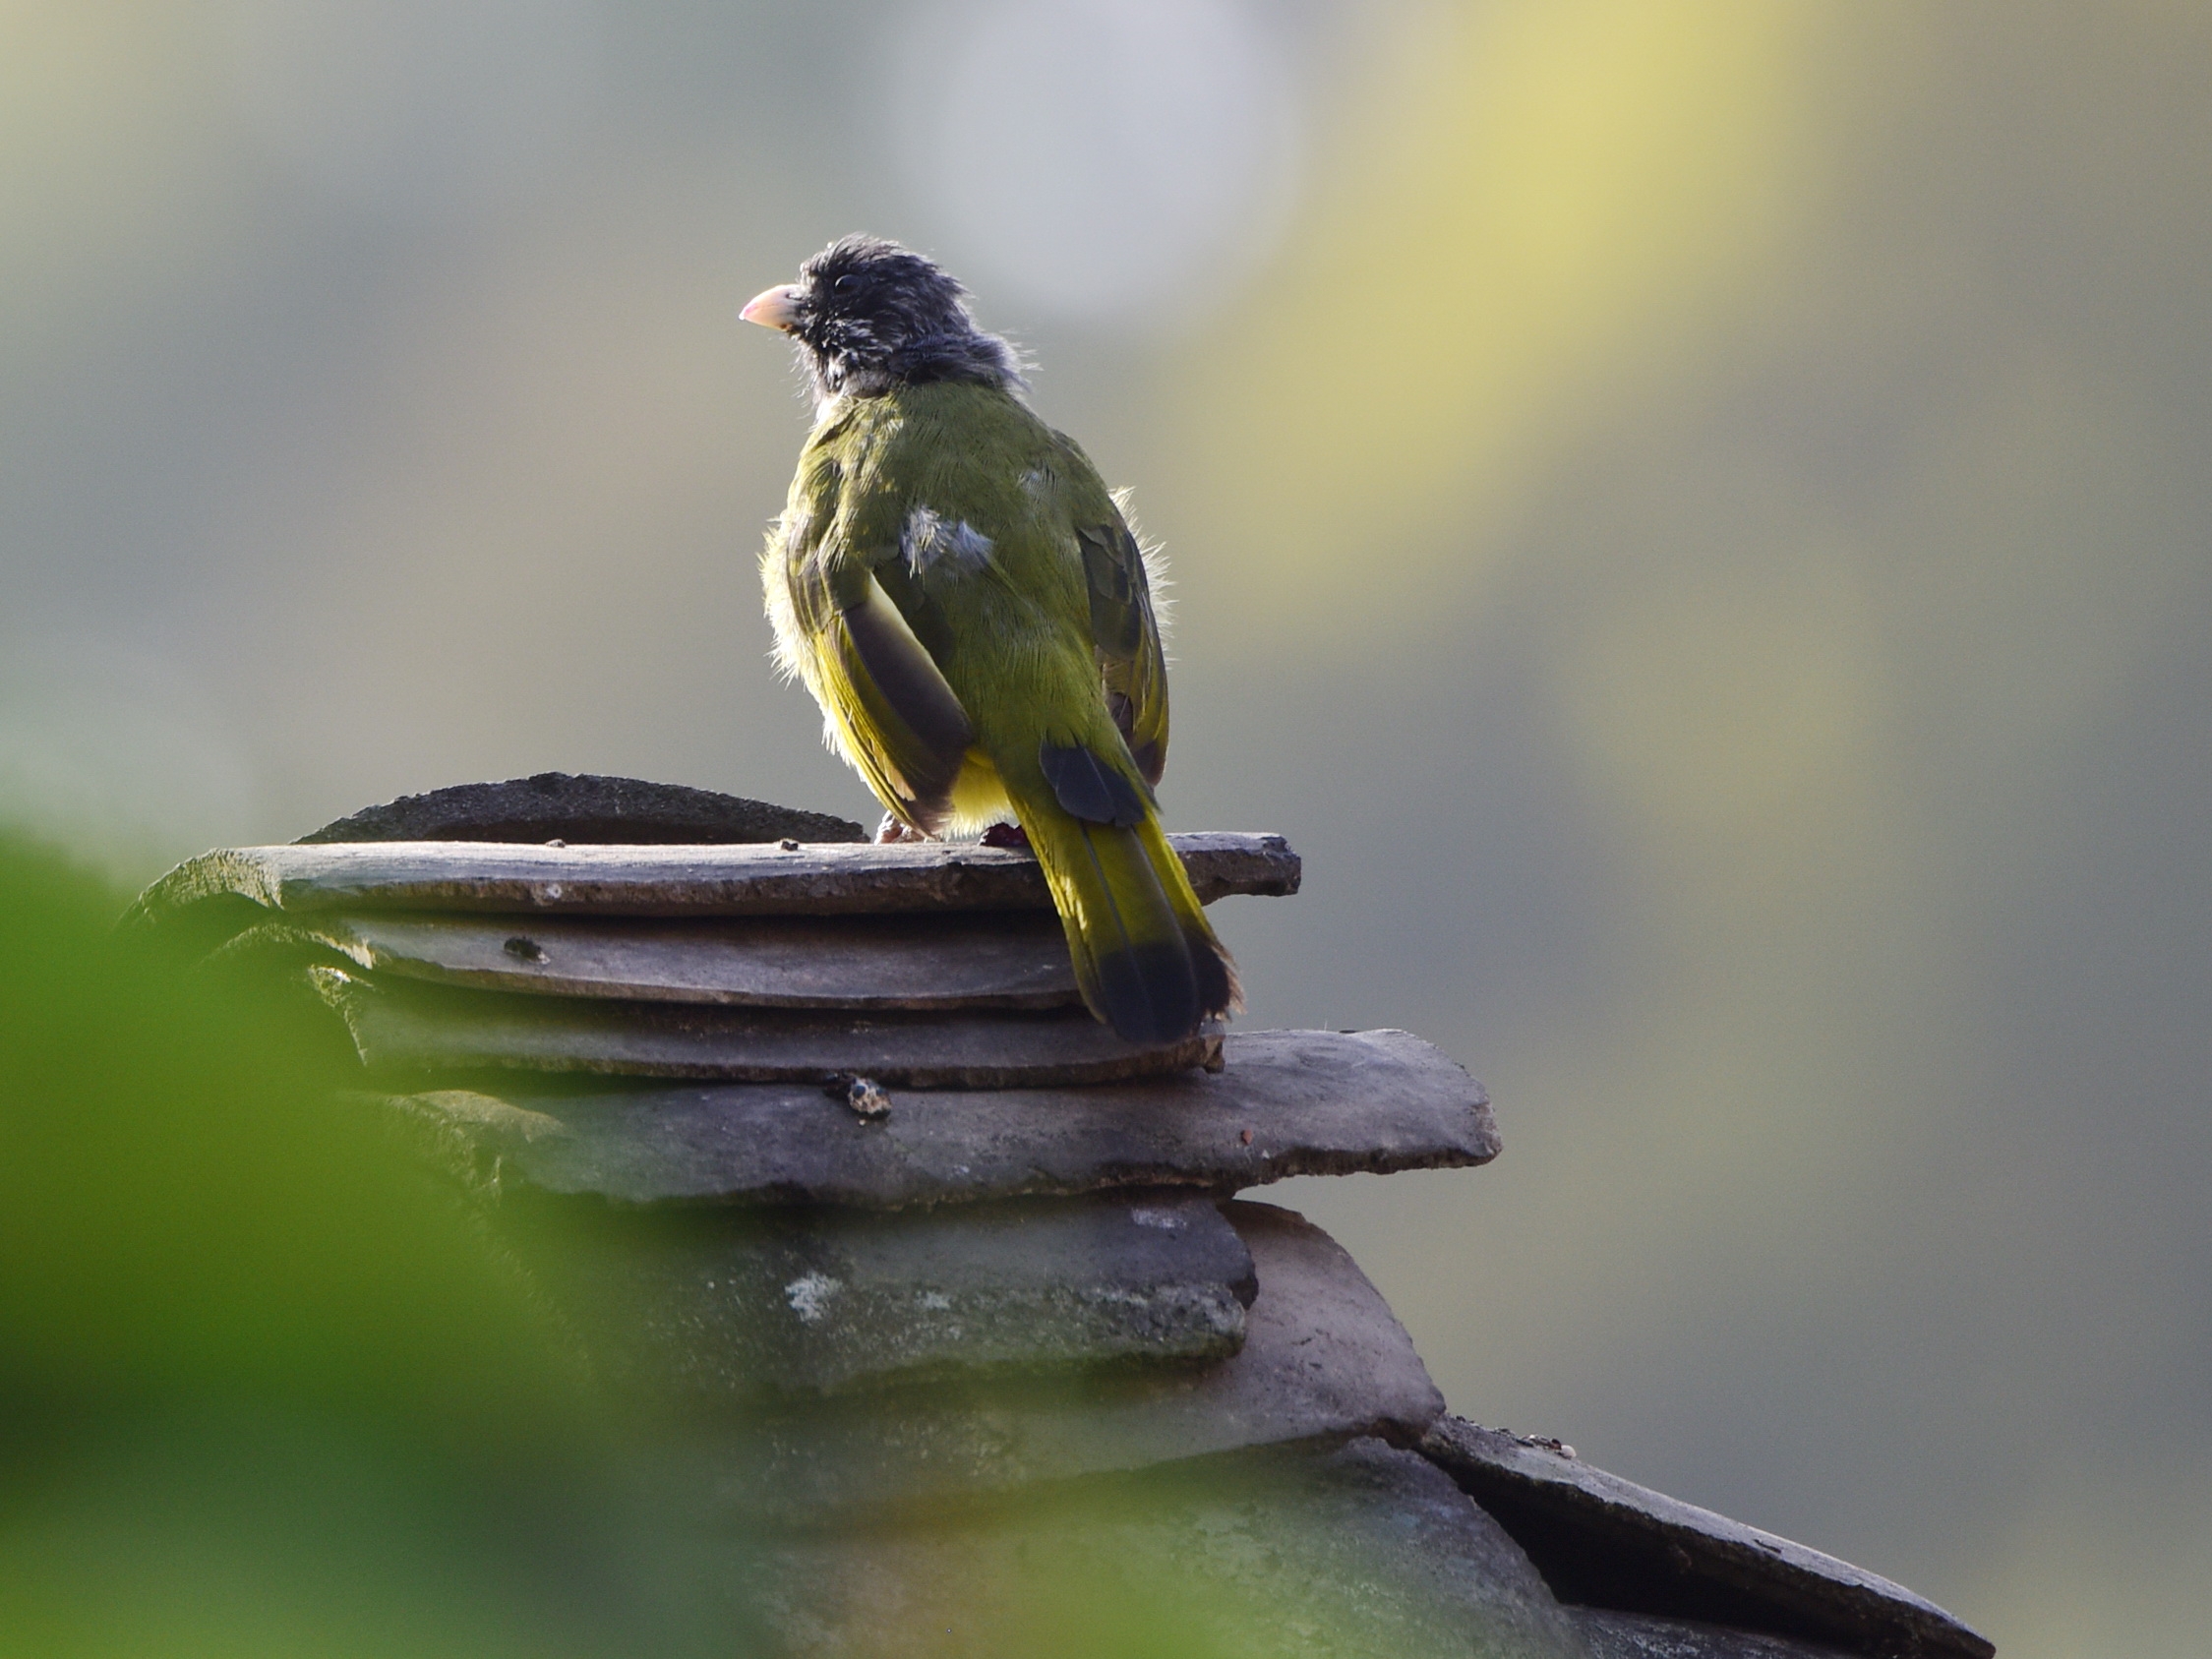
[901,504,994,576]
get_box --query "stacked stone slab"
[131,776,1995,1659]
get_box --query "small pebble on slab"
[838,1077,891,1120]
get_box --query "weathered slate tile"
[1572,1610,1857,1659]
[128,831,1299,925]
[296,773,867,847]
[377,1028,1497,1209]
[673,1203,1447,1525]
[1418,1418,1994,1659]
[300,908,1083,1010]
[729,1439,1586,1659]
[316,970,1219,1087]
[553,1191,1253,1400]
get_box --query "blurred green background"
[0,836,696,1656]
[2,2,2206,1653]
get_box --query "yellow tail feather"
[1009,779,1238,1042]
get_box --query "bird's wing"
[777,461,976,835]
[1060,457,1170,787]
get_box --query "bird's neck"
[802,327,1024,414]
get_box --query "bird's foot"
[874,814,927,845]
[980,821,1030,851]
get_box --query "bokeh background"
[3,2,2207,1652]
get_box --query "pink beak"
[741,283,804,331]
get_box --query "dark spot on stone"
[504,936,547,963]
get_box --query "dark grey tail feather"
[1041,741,1147,827]
[1074,820,1201,1043]
[1093,938,1203,1045]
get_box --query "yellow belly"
[943,750,1012,836]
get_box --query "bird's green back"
[778,381,1135,755]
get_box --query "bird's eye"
[832,274,861,295]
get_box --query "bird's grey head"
[741,235,1024,408]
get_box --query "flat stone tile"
[674,1203,1446,1525]
[1419,1419,1993,1659]
[316,969,1219,1087]
[128,831,1299,924]
[729,1439,1587,1659]
[1573,1610,1856,1659]
[294,773,867,847]
[375,1028,1496,1210]
[290,908,1083,1010]
[550,1190,1253,1399]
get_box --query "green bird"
[741,235,1237,1044]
